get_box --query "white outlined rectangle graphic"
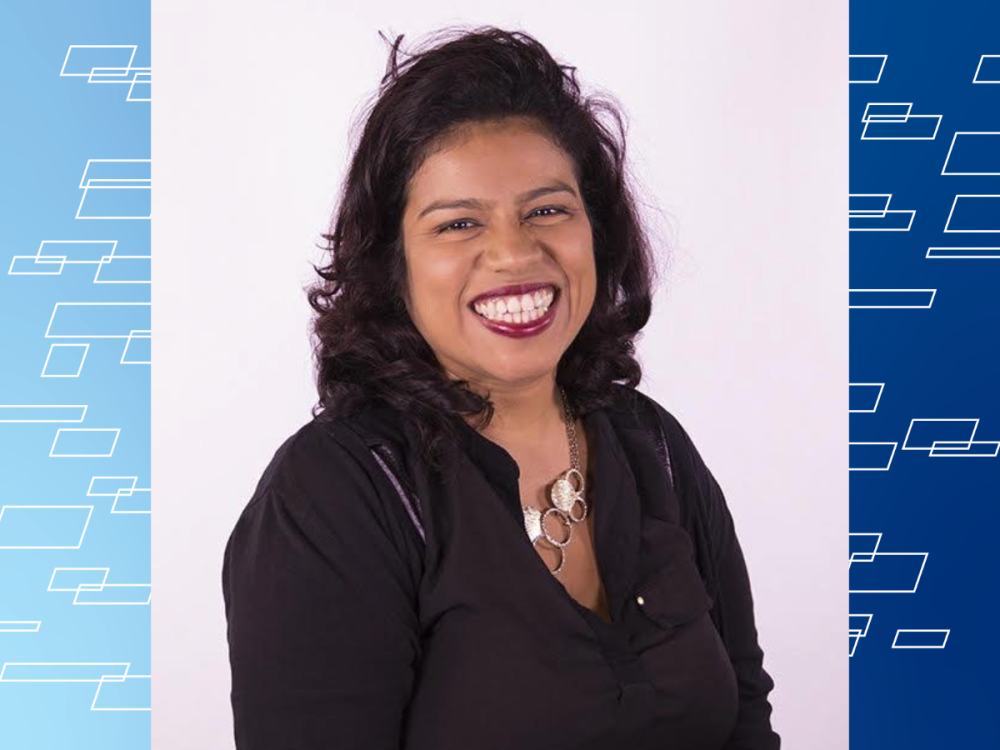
[46,303,151,338]
[973,55,1000,83]
[927,247,1000,259]
[941,133,1000,175]
[892,630,950,648]
[849,553,928,593]
[50,429,120,458]
[61,46,136,77]
[849,383,884,412]
[0,622,41,633]
[849,55,887,83]
[0,663,129,682]
[92,675,151,710]
[860,102,942,140]
[0,506,93,549]
[849,290,935,308]
[77,159,151,219]
[944,195,1000,232]
[0,405,87,422]
[848,194,915,230]
[849,443,896,470]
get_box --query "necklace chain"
[521,386,589,576]
[561,387,579,472]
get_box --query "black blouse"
[222,385,779,749]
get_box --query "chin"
[477,358,558,386]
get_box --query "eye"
[434,207,568,234]
[436,219,477,234]
[529,206,568,219]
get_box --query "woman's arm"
[658,406,781,750]
[222,421,422,750]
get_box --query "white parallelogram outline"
[41,343,90,377]
[848,613,874,657]
[927,247,1000,259]
[88,476,151,515]
[849,290,936,309]
[901,418,999,457]
[944,195,1000,233]
[92,674,151,711]
[0,405,87,423]
[849,552,929,593]
[121,330,151,364]
[50,429,120,458]
[8,240,150,284]
[0,622,41,633]
[849,442,897,471]
[0,506,93,549]
[76,159,151,220]
[45,302,151,338]
[848,193,915,231]
[892,629,950,649]
[59,45,150,102]
[860,102,942,140]
[849,383,884,413]
[0,662,150,711]
[849,532,882,563]
[47,568,151,606]
[973,55,999,84]
[849,54,887,84]
[941,132,1000,175]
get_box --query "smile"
[468,284,560,339]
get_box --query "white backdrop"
[152,2,848,747]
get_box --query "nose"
[482,219,545,271]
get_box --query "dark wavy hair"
[308,25,659,471]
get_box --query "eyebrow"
[416,181,579,220]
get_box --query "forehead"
[407,119,577,199]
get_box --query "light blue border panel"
[0,3,151,748]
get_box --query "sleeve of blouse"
[221,421,422,750]
[662,409,781,750]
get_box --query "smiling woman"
[401,119,597,388]
[221,25,779,750]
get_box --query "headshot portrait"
[153,4,847,750]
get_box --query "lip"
[470,287,560,339]
[468,281,559,307]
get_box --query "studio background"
[152,2,848,748]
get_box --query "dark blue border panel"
[851,1,1000,747]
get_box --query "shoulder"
[603,383,686,441]
[233,412,393,538]
[225,410,422,579]
[247,417,366,499]
[603,383,715,488]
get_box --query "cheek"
[406,252,468,326]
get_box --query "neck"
[459,373,565,443]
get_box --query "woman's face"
[400,118,597,393]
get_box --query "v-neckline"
[451,406,641,626]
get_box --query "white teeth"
[472,286,557,323]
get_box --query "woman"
[222,26,779,750]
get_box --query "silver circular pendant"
[523,505,544,545]
[541,507,573,548]
[551,469,587,523]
